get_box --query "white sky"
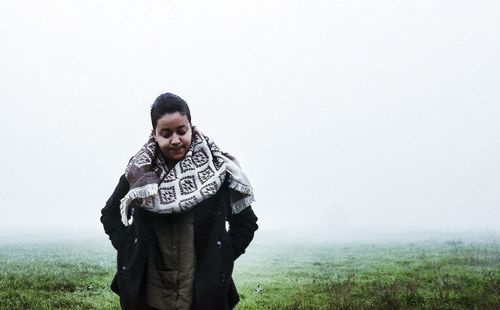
[1,0,499,238]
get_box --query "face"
[154,112,192,166]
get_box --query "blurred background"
[1,0,499,241]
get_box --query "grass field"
[0,232,499,309]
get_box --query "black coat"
[100,175,258,310]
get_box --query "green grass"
[0,239,118,309]
[233,239,500,309]
[0,234,499,309]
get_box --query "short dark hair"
[150,93,191,129]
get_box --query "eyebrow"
[160,125,187,133]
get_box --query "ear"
[151,129,157,141]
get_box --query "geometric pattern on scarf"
[119,127,254,226]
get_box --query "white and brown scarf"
[120,128,255,226]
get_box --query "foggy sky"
[1,0,499,238]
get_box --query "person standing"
[101,93,258,309]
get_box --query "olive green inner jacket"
[147,211,196,310]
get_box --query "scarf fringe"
[228,180,253,195]
[231,195,256,214]
[120,183,158,226]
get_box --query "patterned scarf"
[119,128,255,226]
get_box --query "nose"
[171,134,181,145]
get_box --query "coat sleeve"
[226,206,258,260]
[100,174,130,250]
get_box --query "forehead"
[155,112,190,130]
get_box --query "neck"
[165,158,178,170]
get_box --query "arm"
[227,206,258,260]
[100,174,130,250]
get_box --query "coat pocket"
[116,225,137,273]
[149,270,179,289]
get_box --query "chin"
[170,153,186,161]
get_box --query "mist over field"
[1,230,499,309]
[1,1,499,242]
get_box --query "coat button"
[134,238,138,244]
[216,241,222,248]
[221,273,226,282]
[121,266,127,273]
